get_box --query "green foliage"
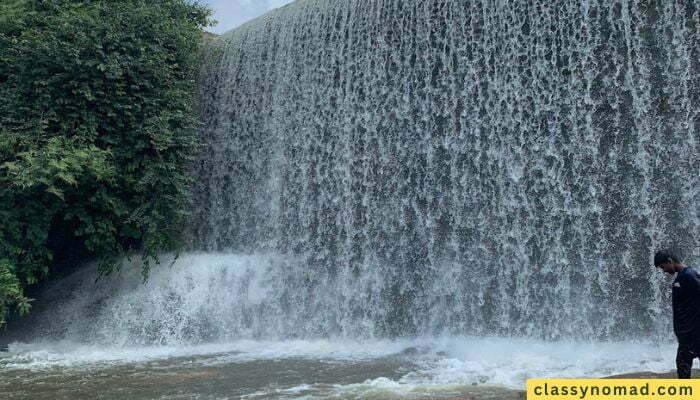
[0,0,212,325]
[0,259,32,327]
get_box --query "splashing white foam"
[2,336,676,391]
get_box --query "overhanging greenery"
[0,0,212,325]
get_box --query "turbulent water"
[0,337,676,399]
[3,0,700,398]
[0,255,678,399]
[192,0,700,340]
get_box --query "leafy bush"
[0,0,211,325]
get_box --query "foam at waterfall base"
[2,336,675,390]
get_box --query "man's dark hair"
[654,249,682,267]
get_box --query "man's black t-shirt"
[672,266,700,344]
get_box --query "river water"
[1,335,675,399]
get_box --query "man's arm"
[679,269,700,296]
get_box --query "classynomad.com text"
[527,379,698,400]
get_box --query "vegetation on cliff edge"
[0,0,212,325]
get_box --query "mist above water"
[0,253,676,396]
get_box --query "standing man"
[655,250,700,378]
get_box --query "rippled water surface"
[0,337,675,399]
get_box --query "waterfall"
[12,0,698,347]
[187,0,700,341]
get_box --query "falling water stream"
[2,0,699,398]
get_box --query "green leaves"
[0,0,212,324]
[0,259,33,327]
[4,137,115,200]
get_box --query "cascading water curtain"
[191,0,699,341]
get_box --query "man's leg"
[676,343,695,378]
